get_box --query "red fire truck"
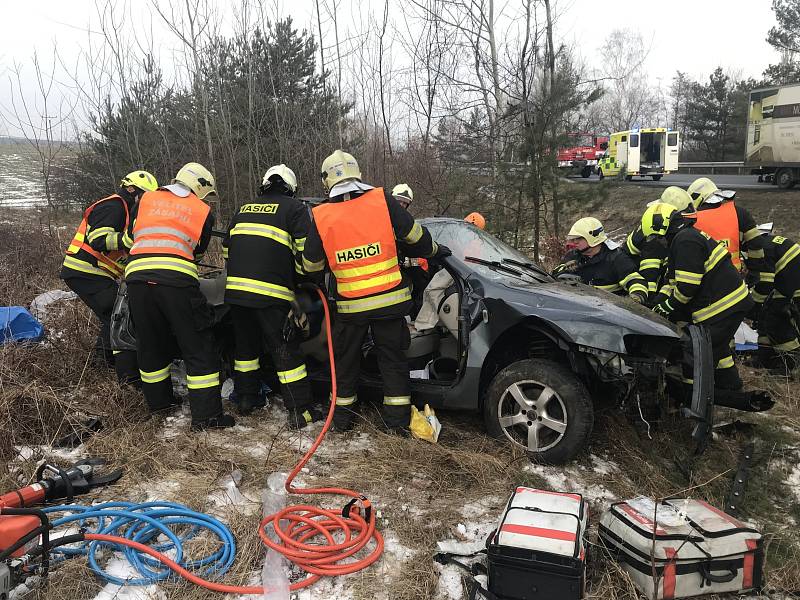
[557,133,609,178]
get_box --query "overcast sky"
[0,0,780,135]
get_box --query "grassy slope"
[1,189,800,599]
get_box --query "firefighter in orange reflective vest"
[687,177,764,271]
[302,151,449,433]
[61,170,158,386]
[123,163,235,430]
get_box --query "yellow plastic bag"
[410,404,442,443]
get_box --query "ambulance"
[596,128,680,180]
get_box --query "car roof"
[419,217,465,225]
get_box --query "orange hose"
[88,287,383,594]
[258,287,384,589]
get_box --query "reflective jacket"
[660,225,752,324]
[303,187,437,319]
[695,201,762,270]
[624,225,669,296]
[222,191,310,308]
[61,194,130,281]
[123,187,213,287]
[553,244,648,298]
[744,233,800,303]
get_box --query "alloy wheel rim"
[497,380,568,453]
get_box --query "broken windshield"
[424,220,551,283]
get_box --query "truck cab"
[598,128,679,181]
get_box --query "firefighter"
[624,187,696,301]
[392,184,414,210]
[465,212,486,230]
[553,217,648,302]
[222,164,325,427]
[61,170,158,386]
[302,150,447,433]
[642,203,757,400]
[744,231,800,370]
[687,177,763,270]
[123,163,235,430]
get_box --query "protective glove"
[652,298,675,319]
[433,244,452,259]
[630,292,647,305]
[283,300,311,343]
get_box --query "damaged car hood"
[471,275,679,355]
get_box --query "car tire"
[581,166,592,178]
[483,359,594,464]
[651,175,663,181]
[625,175,633,181]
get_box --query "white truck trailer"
[746,82,800,188]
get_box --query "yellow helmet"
[568,217,607,247]
[173,162,216,200]
[687,177,720,207]
[262,164,298,193]
[659,186,696,215]
[392,183,413,204]
[320,150,361,191]
[641,202,677,237]
[120,170,158,193]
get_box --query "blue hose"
[42,501,236,586]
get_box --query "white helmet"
[173,162,216,200]
[392,183,413,205]
[568,217,607,247]
[320,150,361,191]
[262,164,298,193]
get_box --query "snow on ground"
[90,553,166,600]
[786,462,800,503]
[523,453,624,505]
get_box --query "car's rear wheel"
[483,359,593,464]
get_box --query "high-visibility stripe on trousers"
[140,365,171,384]
[234,358,260,373]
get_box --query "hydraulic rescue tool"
[0,459,122,595]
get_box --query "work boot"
[287,404,326,430]
[237,394,266,416]
[149,396,182,414]
[191,413,236,431]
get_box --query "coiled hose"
[43,287,383,594]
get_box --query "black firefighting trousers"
[64,276,139,386]
[682,307,749,392]
[332,316,412,429]
[229,304,312,412]
[757,297,800,354]
[127,282,223,422]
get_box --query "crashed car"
[112,218,681,464]
[293,218,681,463]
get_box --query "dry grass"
[2,206,800,600]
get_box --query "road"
[567,173,778,191]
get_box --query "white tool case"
[487,487,588,599]
[599,498,763,599]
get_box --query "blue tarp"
[0,307,45,343]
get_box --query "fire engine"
[556,133,609,178]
